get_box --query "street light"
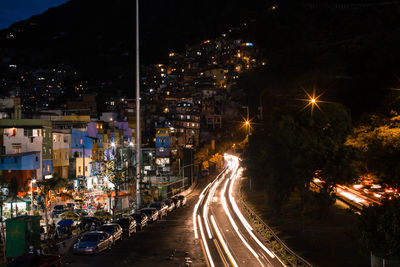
[300,88,324,114]
[30,179,36,215]
[243,120,251,136]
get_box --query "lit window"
[12,144,21,154]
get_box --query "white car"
[99,223,123,243]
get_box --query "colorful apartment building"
[0,119,53,190]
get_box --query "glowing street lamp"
[243,120,251,136]
[300,88,324,114]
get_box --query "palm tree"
[36,174,68,239]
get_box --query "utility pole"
[83,144,85,190]
[135,0,142,210]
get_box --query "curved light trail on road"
[193,154,285,267]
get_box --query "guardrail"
[238,184,313,267]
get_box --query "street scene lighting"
[300,88,324,114]
[0,1,398,266]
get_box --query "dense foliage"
[359,199,400,258]
[347,112,400,186]
[242,102,357,211]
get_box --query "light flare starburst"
[299,88,325,114]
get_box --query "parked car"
[176,195,187,206]
[8,254,62,266]
[75,209,89,217]
[171,196,182,208]
[99,223,123,243]
[131,213,148,230]
[52,205,67,216]
[73,231,112,254]
[164,199,176,212]
[66,203,75,210]
[79,216,102,230]
[140,208,159,223]
[149,201,168,218]
[115,217,136,237]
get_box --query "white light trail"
[221,177,260,260]
[227,160,276,259]
[194,167,228,239]
[229,172,253,232]
[210,215,238,267]
[193,183,212,239]
[198,215,215,267]
[337,188,367,205]
[204,178,221,239]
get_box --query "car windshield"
[117,219,129,227]
[53,205,64,210]
[81,234,99,242]
[100,225,115,232]
[132,214,140,219]
[142,210,151,215]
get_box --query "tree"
[242,102,356,212]
[346,112,400,186]
[101,149,131,219]
[359,199,400,258]
[36,174,68,239]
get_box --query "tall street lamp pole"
[135,0,142,210]
[30,179,36,215]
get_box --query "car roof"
[84,231,106,235]
[101,223,118,226]
[141,208,156,211]
[116,217,131,221]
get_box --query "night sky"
[0,0,68,30]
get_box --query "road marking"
[213,238,229,267]
[198,215,215,267]
[199,238,211,267]
[211,215,238,267]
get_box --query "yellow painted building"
[53,131,71,179]
[76,157,92,177]
[156,128,170,137]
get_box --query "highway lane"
[193,155,285,267]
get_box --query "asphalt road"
[62,180,209,267]
[194,156,285,267]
